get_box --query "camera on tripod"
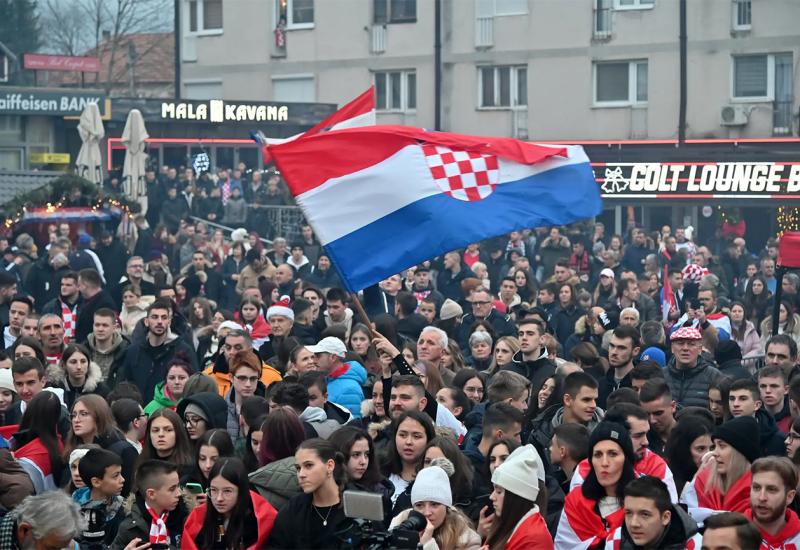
[342,490,425,549]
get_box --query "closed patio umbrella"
[75,102,104,184]
[121,109,149,212]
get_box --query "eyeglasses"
[70,410,91,420]
[469,301,491,306]
[208,487,237,499]
[788,432,800,442]
[184,415,206,426]
[234,375,259,384]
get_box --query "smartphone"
[185,482,204,495]
[343,490,385,522]
[485,499,495,515]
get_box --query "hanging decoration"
[778,206,800,236]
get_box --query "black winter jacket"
[663,356,722,409]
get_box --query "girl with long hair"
[239,295,271,349]
[139,408,195,477]
[13,391,64,489]
[488,336,520,374]
[513,268,536,303]
[452,368,486,405]
[729,301,761,357]
[554,422,635,549]
[761,299,800,349]
[423,436,475,509]
[482,445,552,550]
[267,439,351,548]
[664,415,714,495]
[48,343,109,410]
[593,273,617,309]
[12,336,46,366]
[348,323,381,376]
[184,429,235,500]
[441,341,467,377]
[183,457,277,549]
[64,394,137,496]
[380,410,436,515]
[144,358,192,415]
[413,359,444,397]
[681,416,760,524]
[528,375,563,421]
[709,377,732,425]
[390,465,481,549]
[744,274,773,328]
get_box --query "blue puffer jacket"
[327,360,367,418]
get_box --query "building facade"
[180,0,799,140]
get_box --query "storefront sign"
[0,87,107,116]
[23,53,101,73]
[595,162,800,198]
[30,152,70,164]
[161,100,289,123]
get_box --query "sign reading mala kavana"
[161,99,289,123]
[596,162,800,198]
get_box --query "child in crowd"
[73,448,126,548]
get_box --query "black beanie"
[713,416,761,464]
[588,421,635,464]
[715,340,743,365]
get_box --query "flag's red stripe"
[304,87,374,136]
[270,125,567,196]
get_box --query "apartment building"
[180,0,798,140]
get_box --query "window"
[272,75,315,102]
[594,60,648,106]
[187,0,223,34]
[277,0,314,29]
[614,0,654,9]
[732,0,751,30]
[494,0,527,16]
[732,53,791,102]
[479,66,527,108]
[374,0,416,24]
[375,70,416,111]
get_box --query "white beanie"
[266,295,294,321]
[491,444,542,503]
[411,466,452,507]
[0,369,15,394]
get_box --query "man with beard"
[598,326,641,409]
[745,457,800,548]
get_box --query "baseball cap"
[600,268,615,279]
[307,336,347,358]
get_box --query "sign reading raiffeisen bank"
[0,87,107,116]
[161,100,289,123]
[595,162,800,199]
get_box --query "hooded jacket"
[299,406,340,439]
[249,456,301,511]
[46,360,109,411]
[87,332,130,381]
[116,331,198,402]
[182,490,277,550]
[605,504,700,550]
[326,360,367,419]
[506,349,556,397]
[143,380,178,416]
[176,392,228,430]
[663,355,722,409]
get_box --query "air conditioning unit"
[720,105,750,126]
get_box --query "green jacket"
[248,456,301,511]
[143,381,177,416]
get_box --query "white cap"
[307,336,347,358]
[411,466,452,507]
[600,268,615,279]
[0,369,15,394]
[217,320,243,336]
[491,444,543,503]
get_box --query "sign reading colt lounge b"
[596,162,800,199]
[161,99,289,123]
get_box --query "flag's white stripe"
[298,144,590,246]
[264,110,375,145]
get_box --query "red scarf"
[563,490,625,547]
[145,503,169,545]
[694,465,752,514]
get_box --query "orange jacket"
[202,361,282,398]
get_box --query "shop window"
[276,0,314,29]
[375,70,416,112]
[187,0,223,34]
[0,116,22,142]
[272,75,315,102]
[374,0,416,23]
[0,149,22,170]
[478,66,527,109]
[594,60,648,106]
[614,0,654,9]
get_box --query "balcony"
[593,7,612,39]
[371,24,387,54]
[773,100,794,136]
[475,16,493,49]
[272,25,287,58]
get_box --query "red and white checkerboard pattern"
[422,144,499,202]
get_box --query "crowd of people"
[0,166,795,549]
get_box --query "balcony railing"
[371,24,387,54]
[475,16,493,48]
[774,100,794,136]
[593,7,612,39]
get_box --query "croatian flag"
[253,87,375,164]
[269,125,602,292]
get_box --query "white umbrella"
[121,109,149,212]
[75,102,105,184]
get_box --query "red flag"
[662,264,677,321]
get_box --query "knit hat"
[589,421,636,465]
[0,369,15,394]
[600,268,615,279]
[230,228,248,242]
[491,444,543,503]
[639,347,666,368]
[217,320,243,336]
[266,296,294,321]
[183,403,209,423]
[411,466,452,507]
[597,309,618,331]
[439,299,463,321]
[671,326,702,341]
[713,416,761,464]
[69,448,91,467]
[715,340,742,365]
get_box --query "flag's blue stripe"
[324,162,602,292]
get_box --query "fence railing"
[741,355,766,375]
[773,100,794,136]
[189,205,305,247]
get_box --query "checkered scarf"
[145,503,169,546]
[61,299,76,342]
